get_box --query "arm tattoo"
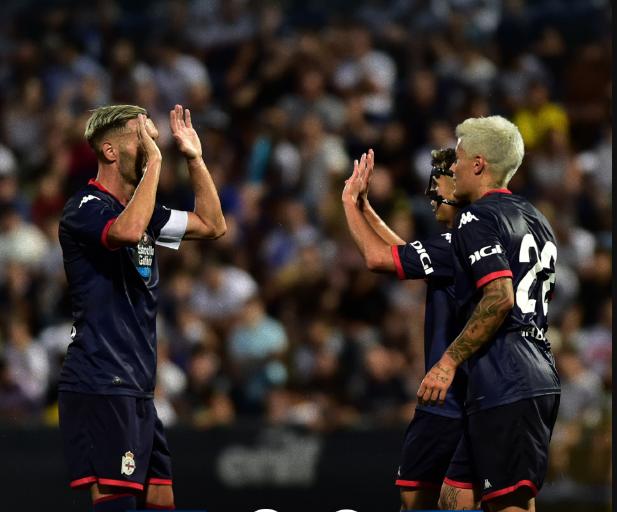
[446,277,513,365]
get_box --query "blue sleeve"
[453,206,512,288]
[392,233,454,280]
[61,194,118,250]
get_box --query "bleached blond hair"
[84,104,147,159]
[455,115,525,186]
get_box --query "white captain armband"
[156,209,188,250]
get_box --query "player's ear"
[101,141,117,163]
[473,155,485,175]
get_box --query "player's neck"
[94,167,135,206]
[469,181,505,203]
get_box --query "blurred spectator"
[228,296,288,412]
[513,80,569,151]
[333,24,397,121]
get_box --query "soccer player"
[342,149,477,510]
[58,104,226,511]
[417,116,560,512]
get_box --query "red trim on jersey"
[391,245,406,280]
[145,504,175,510]
[482,479,538,501]
[148,478,173,486]
[97,478,144,491]
[443,477,475,489]
[70,476,97,488]
[88,179,125,205]
[93,493,135,505]
[100,217,119,250]
[395,479,440,489]
[482,188,512,197]
[476,270,513,289]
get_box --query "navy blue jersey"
[393,232,466,418]
[452,190,560,414]
[58,180,186,398]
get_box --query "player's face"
[118,117,158,186]
[452,139,475,201]
[430,173,457,225]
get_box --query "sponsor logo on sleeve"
[79,195,101,208]
[458,211,479,228]
[410,241,434,275]
[469,244,502,265]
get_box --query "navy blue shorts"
[58,392,173,492]
[445,395,560,502]
[395,409,466,489]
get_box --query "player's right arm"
[342,152,397,272]
[106,114,162,248]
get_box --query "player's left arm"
[417,277,514,406]
[170,104,226,240]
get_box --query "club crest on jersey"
[469,244,503,264]
[121,451,136,476]
[458,211,479,228]
[131,232,154,280]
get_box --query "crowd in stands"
[0,0,611,492]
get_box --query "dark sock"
[144,504,175,510]
[93,494,137,511]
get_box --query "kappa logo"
[469,244,503,265]
[410,241,434,275]
[79,194,101,208]
[121,451,136,476]
[483,479,492,489]
[458,211,479,228]
[441,232,452,243]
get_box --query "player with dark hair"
[58,104,226,511]
[342,149,478,510]
[417,116,560,512]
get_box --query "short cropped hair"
[455,116,524,186]
[84,105,147,158]
[431,147,456,171]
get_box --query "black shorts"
[58,392,173,492]
[445,394,560,502]
[395,409,466,489]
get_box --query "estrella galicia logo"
[130,232,155,281]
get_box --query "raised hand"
[137,113,162,162]
[358,148,375,202]
[170,104,202,160]
[342,149,375,206]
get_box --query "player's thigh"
[438,483,479,510]
[485,487,536,512]
[400,487,440,510]
[144,483,174,507]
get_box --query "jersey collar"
[88,179,125,205]
[482,188,512,197]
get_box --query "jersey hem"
[465,390,561,415]
[476,269,513,288]
[482,479,538,501]
[415,405,464,419]
[58,387,155,399]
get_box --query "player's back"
[452,190,560,413]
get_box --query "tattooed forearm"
[446,277,514,365]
